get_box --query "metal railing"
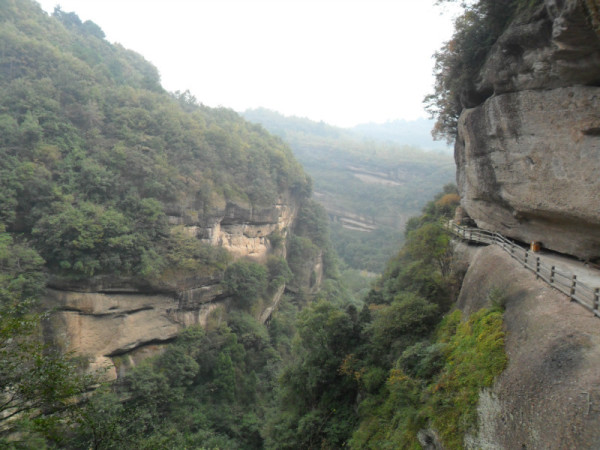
[446,221,600,318]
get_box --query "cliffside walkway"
[446,221,600,319]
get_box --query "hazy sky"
[36,0,459,128]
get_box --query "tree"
[425,0,538,141]
[223,260,268,309]
[266,301,360,449]
[0,228,92,443]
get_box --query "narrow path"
[447,221,600,318]
[534,250,599,287]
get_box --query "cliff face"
[45,195,300,380]
[165,193,298,261]
[456,0,600,260]
[0,1,321,382]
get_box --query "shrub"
[223,260,268,310]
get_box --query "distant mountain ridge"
[242,108,452,153]
[350,118,453,153]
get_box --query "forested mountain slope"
[0,1,309,281]
[0,1,342,445]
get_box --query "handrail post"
[570,275,577,301]
[524,250,528,267]
[550,266,555,284]
[536,257,540,279]
[594,288,600,315]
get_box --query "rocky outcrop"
[456,244,600,448]
[286,248,324,295]
[456,0,600,260]
[166,193,297,261]
[45,279,228,380]
[476,0,600,96]
[45,194,301,379]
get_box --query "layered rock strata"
[166,194,297,261]
[45,195,299,380]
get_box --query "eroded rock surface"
[46,283,224,380]
[477,0,600,96]
[457,245,600,449]
[166,193,297,261]
[456,0,600,260]
[45,194,302,379]
[457,86,600,259]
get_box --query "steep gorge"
[45,195,301,380]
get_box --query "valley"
[1,0,600,448]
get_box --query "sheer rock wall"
[456,245,600,449]
[456,0,600,260]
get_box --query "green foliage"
[349,308,506,450]
[266,300,361,449]
[426,0,543,141]
[366,293,440,365]
[161,227,231,280]
[0,230,94,444]
[286,199,339,293]
[32,200,136,277]
[70,316,284,449]
[331,224,406,273]
[266,255,293,290]
[398,341,446,380]
[0,0,309,280]
[424,308,507,448]
[223,260,268,309]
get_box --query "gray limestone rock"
[456,0,600,260]
[457,86,600,260]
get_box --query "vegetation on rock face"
[0,0,308,444]
[0,228,94,444]
[265,186,504,449]
[0,0,309,280]
[425,0,544,141]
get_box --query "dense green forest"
[0,0,309,282]
[0,0,511,448]
[0,0,316,443]
[242,108,455,273]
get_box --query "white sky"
[36,0,459,128]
